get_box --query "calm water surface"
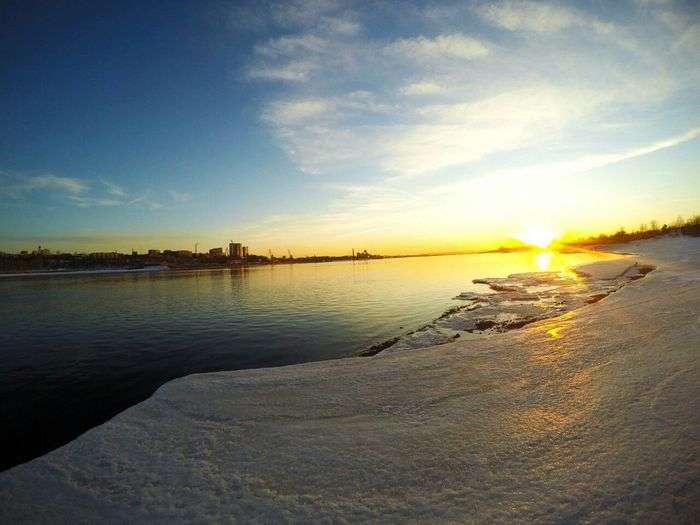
[0,250,617,470]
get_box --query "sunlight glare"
[517,227,557,249]
[536,251,552,271]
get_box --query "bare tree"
[650,220,659,231]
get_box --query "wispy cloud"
[473,1,582,33]
[263,98,335,126]
[245,1,362,83]
[0,173,87,197]
[400,82,448,96]
[241,0,699,184]
[67,195,124,208]
[248,61,317,82]
[0,172,170,210]
[272,0,350,29]
[385,34,489,61]
[512,126,700,179]
[168,190,193,203]
[385,86,603,179]
[101,180,127,198]
[127,195,164,210]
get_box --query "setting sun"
[517,227,558,249]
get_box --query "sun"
[517,227,557,249]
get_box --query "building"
[229,242,242,259]
[90,252,118,259]
[175,250,192,257]
[242,246,248,258]
[148,249,161,256]
[209,247,223,256]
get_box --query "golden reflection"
[531,311,577,361]
[547,326,562,339]
[562,267,582,281]
[535,250,552,271]
[512,315,599,437]
[514,368,595,435]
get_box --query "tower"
[229,241,242,259]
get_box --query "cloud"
[30,175,87,194]
[222,0,355,35]
[667,19,700,53]
[400,82,448,96]
[242,0,699,187]
[385,34,489,61]
[254,34,326,57]
[102,180,126,197]
[320,15,360,36]
[263,84,604,179]
[245,1,362,83]
[426,126,700,198]
[65,186,164,210]
[389,86,607,178]
[128,195,163,210]
[261,92,398,174]
[168,190,193,203]
[272,0,343,28]
[264,98,335,126]
[0,173,87,198]
[474,1,581,32]
[66,195,123,208]
[248,61,317,82]
[0,172,171,210]
[526,126,700,177]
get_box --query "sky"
[1,0,699,255]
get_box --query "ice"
[0,236,698,522]
[376,255,654,354]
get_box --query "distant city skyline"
[2,1,699,256]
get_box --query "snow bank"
[1,237,698,523]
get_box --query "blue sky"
[1,0,699,254]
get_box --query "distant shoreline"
[0,245,600,278]
[0,265,170,278]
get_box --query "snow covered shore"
[1,237,698,523]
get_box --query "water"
[0,250,617,471]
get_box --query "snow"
[1,236,698,523]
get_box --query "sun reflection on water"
[535,251,553,271]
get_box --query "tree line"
[573,213,700,246]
